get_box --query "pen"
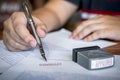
[22,1,47,61]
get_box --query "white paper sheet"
[0,28,118,80]
[0,41,34,74]
[43,29,117,50]
[1,55,120,80]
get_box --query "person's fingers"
[3,31,32,51]
[11,13,37,47]
[4,17,30,47]
[36,23,47,38]
[33,17,47,38]
[14,23,37,47]
[71,15,103,38]
[83,29,109,41]
[70,15,120,41]
[3,31,15,51]
[76,23,106,40]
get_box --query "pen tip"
[42,55,47,62]
[44,57,47,62]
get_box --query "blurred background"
[0,0,80,39]
[0,0,48,30]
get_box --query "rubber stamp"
[73,46,115,70]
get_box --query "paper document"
[1,55,120,80]
[0,28,118,80]
[43,29,117,50]
[0,41,34,74]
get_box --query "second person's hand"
[71,15,120,41]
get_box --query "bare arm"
[32,0,78,32]
[3,0,78,51]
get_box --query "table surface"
[0,31,2,40]
[0,30,120,55]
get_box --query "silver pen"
[22,1,47,61]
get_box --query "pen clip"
[22,1,32,22]
[22,1,36,35]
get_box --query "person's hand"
[3,12,47,51]
[71,15,120,41]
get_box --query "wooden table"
[0,30,120,55]
[0,31,3,40]
[103,42,120,55]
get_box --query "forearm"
[32,7,61,32]
[32,0,78,32]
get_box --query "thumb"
[37,26,47,38]
[33,16,47,38]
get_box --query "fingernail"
[38,28,46,37]
[70,35,73,38]
[29,40,36,47]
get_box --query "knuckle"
[79,31,84,37]
[11,12,19,17]
[83,28,89,34]
[78,31,85,38]
[37,22,46,28]
[3,20,7,26]
[3,19,10,28]
[14,24,21,31]
[11,12,17,16]
[11,12,24,21]
[91,33,97,40]
[3,33,12,48]
[7,46,17,52]
[12,43,19,49]
[11,13,18,21]
[4,26,12,36]
[24,35,31,42]
[8,41,19,51]
[3,37,12,51]
[11,12,18,20]
[7,46,14,52]
[95,31,104,38]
